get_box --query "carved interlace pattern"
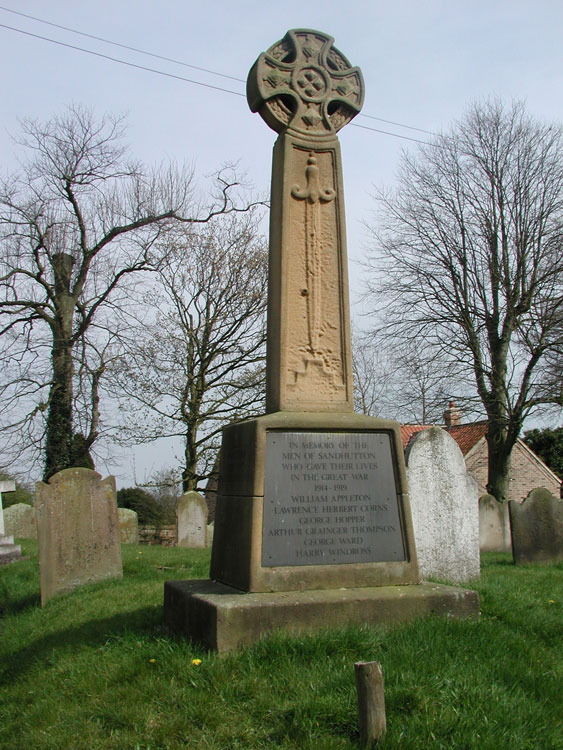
[247,29,364,135]
[268,39,293,61]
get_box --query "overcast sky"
[1,1,562,484]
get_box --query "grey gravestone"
[406,427,480,583]
[36,468,122,604]
[0,480,22,565]
[206,523,214,548]
[0,479,15,536]
[118,507,138,544]
[176,491,208,548]
[4,503,36,539]
[509,488,563,564]
[479,494,511,552]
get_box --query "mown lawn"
[1,543,561,749]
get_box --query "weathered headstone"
[479,494,511,552]
[4,503,37,539]
[118,507,138,544]
[406,428,480,583]
[36,468,122,605]
[0,480,22,565]
[164,29,479,651]
[509,488,563,564]
[176,491,208,548]
[176,491,207,548]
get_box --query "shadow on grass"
[0,604,163,685]
[0,591,41,617]
[480,551,514,568]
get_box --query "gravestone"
[36,468,122,605]
[164,29,479,651]
[176,491,208,548]
[4,503,37,539]
[0,480,22,565]
[406,428,480,583]
[118,507,138,544]
[0,479,15,536]
[509,488,563,564]
[479,494,511,552]
[207,523,214,548]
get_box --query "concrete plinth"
[164,579,480,652]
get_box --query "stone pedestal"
[165,409,479,650]
[164,579,479,652]
[210,412,419,592]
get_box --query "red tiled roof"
[400,425,431,448]
[400,421,488,455]
[446,422,488,455]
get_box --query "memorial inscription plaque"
[263,431,406,566]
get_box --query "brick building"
[401,402,562,502]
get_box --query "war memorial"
[164,29,479,652]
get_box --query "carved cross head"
[247,29,365,137]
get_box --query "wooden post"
[355,661,386,746]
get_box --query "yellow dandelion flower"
[192,658,202,666]
[549,600,555,604]
[149,658,156,663]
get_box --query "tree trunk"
[182,422,199,492]
[485,427,512,503]
[44,333,74,480]
[44,253,76,481]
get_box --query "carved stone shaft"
[247,29,365,413]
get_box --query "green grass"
[1,543,561,749]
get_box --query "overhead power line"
[350,122,432,145]
[0,11,443,145]
[0,22,246,98]
[0,4,246,84]
[359,113,437,137]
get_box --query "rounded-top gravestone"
[176,491,208,548]
[118,507,138,544]
[509,488,563,564]
[4,503,36,539]
[406,427,480,583]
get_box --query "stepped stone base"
[164,579,480,652]
[0,534,22,565]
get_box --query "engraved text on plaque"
[262,431,406,566]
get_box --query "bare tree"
[352,331,462,423]
[385,339,462,424]
[109,212,267,492]
[364,99,563,501]
[0,105,256,479]
[352,330,393,417]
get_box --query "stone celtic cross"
[247,28,364,137]
[247,29,364,413]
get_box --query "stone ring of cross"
[247,28,365,137]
